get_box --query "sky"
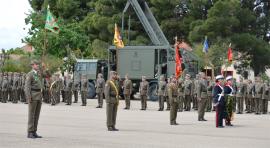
[0,0,31,50]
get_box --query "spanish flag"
[114,23,124,48]
[175,43,182,79]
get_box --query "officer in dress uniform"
[224,76,234,126]
[213,75,225,128]
[105,71,120,131]
[25,60,43,138]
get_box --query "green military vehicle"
[74,59,108,98]
[108,0,199,101]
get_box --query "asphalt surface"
[0,99,269,148]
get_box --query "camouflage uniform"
[8,72,13,102]
[81,75,88,106]
[73,80,79,103]
[64,75,73,105]
[1,73,9,103]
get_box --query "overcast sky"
[0,0,31,50]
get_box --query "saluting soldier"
[158,75,166,111]
[105,71,120,131]
[81,74,88,106]
[139,76,149,110]
[197,72,208,121]
[123,74,132,110]
[183,74,192,111]
[213,75,225,128]
[96,73,105,108]
[64,74,73,105]
[254,77,264,114]
[236,77,246,114]
[24,60,43,138]
[168,75,179,125]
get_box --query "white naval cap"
[226,75,233,81]
[215,75,224,80]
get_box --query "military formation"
[1,60,270,135]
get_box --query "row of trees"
[24,0,270,75]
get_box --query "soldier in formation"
[81,74,88,106]
[96,73,105,108]
[183,74,192,111]
[139,76,149,110]
[158,75,166,111]
[73,79,79,103]
[123,74,132,110]
[196,72,208,121]
[168,75,179,125]
[64,74,73,105]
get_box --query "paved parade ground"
[0,99,270,148]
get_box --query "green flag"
[45,5,59,34]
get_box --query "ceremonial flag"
[45,5,60,34]
[203,36,209,53]
[175,43,182,79]
[114,23,124,48]
[227,44,233,63]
